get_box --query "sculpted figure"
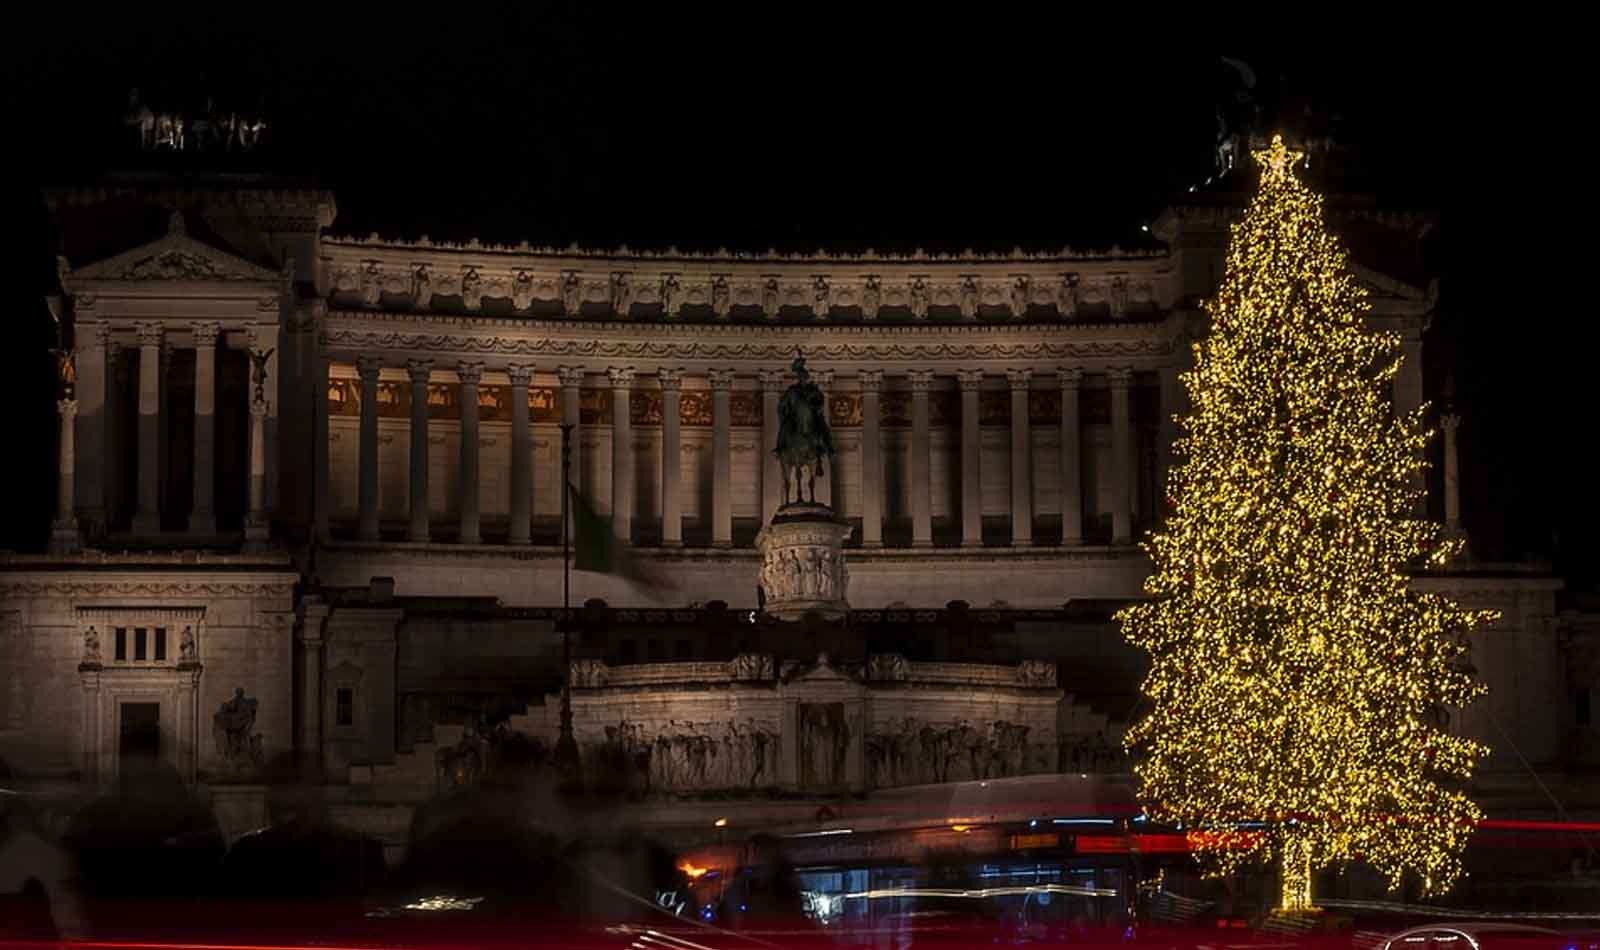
[711,276,730,317]
[125,89,155,148]
[909,278,929,319]
[82,626,101,664]
[213,687,263,770]
[179,626,198,663]
[750,724,770,785]
[959,277,979,319]
[861,277,882,319]
[774,354,836,506]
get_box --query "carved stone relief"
[865,717,1038,788]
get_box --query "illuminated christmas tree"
[1118,135,1494,912]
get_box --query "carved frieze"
[756,516,853,621]
[866,717,1040,788]
[593,717,778,793]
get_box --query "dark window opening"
[119,702,160,761]
[154,627,167,662]
[134,627,147,662]
[647,638,665,661]
[114,627,127,661]
[336,687,355,727]
[617,638,637,664]
[675,639,693,660]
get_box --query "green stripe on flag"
[567,481,616,574]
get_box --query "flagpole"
[554,422,579,784]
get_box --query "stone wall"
[0,557,297,783]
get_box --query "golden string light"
[1118,134,1493,912]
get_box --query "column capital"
[506,363,535,387]
[58,398,79,419]
[1057,367,1083,388]
[457,361,485,385]
[355,355,384,381]
[250,399,269,420]
[190,321,221,347]
[606,366,636,388]
[957,369,984,391]
[858,370,883,393]
[906,369,935,393]
[708,369,737,391]
[758,368,787,389]
[137,322,164,348]
[247,325,275,350]
[557,366,585,388]
[1106,366,1135,388]
[658,367,684,390]
[1440,412,1461,433]
[88,324,113,349]
[406,358,434,384]
[812,368,835,389]
[1006,367,1033,390]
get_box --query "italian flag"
[567,482,675,592]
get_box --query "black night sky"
[0,13,1586,594]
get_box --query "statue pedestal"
[756,503,852,622]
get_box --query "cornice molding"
[321,245,1175,319]
[320,312,1182,366]
[0,574,296,598]
[322,234,1167,264]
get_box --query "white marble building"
[0,173,1587,855]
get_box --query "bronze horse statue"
[774,354,835,506]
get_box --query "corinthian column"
[958,369,983,547]
[457,361,484,544]
[908,370,934,547]
[356,356,383,541]
[407,359,433,542]
[1008,368,1033,546]
[813,369,835,508]
[1442,412,1462,537]
[189,322,220,536]
[313,349,330,543]
[858,371,883,547]
[1108,367,1134,545]
[245,398,269,550]
[760,368,784,521]
[709,369,735,547]
[608,367,635,541]
[1058,368,1084,546]
[507,364,534,544]
[50,398,80,553]
[133,323,163,536]
[659,369,683,546]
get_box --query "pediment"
[784,652,860,685]
[67,212,279,284]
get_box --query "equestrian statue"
[773,353,836,507]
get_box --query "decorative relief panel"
[530,387,560,423]
[578,388,613,425]
[866,717,1044,787]
[679,391,712,427]
[829,393,861,428]
[729,392,761,427]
